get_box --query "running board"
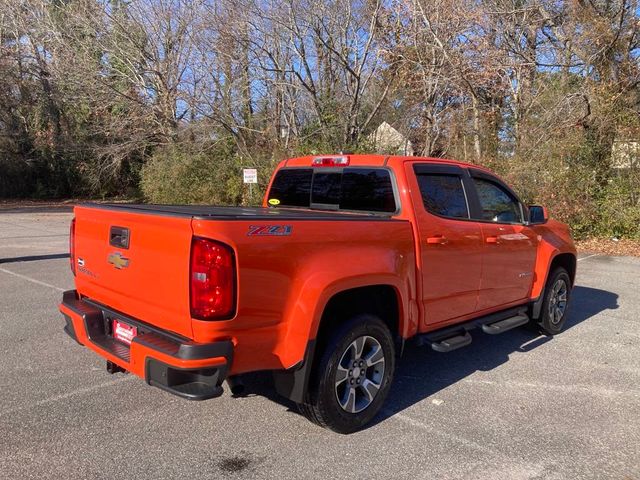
[416,305,530,353]
[417,330,473,353]
[481,314,529,335]
[429,332,472,352]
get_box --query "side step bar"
[429,331,472,353]
[482,314,529,335]
[417,307,530,353]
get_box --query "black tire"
[298,314,395,434]
[537,267,572,335]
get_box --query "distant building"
[370,122,414,156]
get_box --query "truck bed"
[84,203,402,221]
[71,202,413,342]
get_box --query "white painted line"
[461,378,637,397]
[0,218,62,235]
[388,410,498,456]
[0,377,135,417]
[0,266,66,292]
[577,253,599,262]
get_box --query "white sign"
[243,168,258,184]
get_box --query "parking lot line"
[0,218,63,235]
[0,377,135,418]
[0,266,65,292]
[460,378,638,398]
[389,410,499,456]
[577,253,599,261]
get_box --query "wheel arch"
[550,252,577,286]
[314,284,401,353]
[531,252,577,320]
[273,282,405,403]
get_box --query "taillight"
[69,217,76,276]
[190,238,236,320]
[312,156,349,167]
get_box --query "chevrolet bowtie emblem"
[108,252,130,269]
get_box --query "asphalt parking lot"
[0,206,638,480]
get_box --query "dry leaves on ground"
[576,238,640,257]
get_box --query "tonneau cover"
[82,203,397,221]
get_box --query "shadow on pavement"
[564,285,619,329]
[238,285,619,428]
[0,201,74,214]
[0,205,74,214]
[0,253,70,264]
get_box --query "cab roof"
[281,154,491,172]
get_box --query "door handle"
[485,236,499,244]
[426,235,448,245]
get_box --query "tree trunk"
[471,95,481,161]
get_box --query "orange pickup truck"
[59,154,576,433]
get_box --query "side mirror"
[528,205,548,225]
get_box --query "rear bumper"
[59,290,233,400]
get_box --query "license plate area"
[112,318,137,345]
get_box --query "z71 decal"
[247,225,293,236]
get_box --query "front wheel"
[298,314,395,434]
[538,267,572,335]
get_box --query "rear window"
[416,173,469,219]
[312,172,342,205]
[268,168,312,207]
[268,168,397,213]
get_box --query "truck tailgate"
[73,205,194,338]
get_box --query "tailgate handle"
[110,226,130,249]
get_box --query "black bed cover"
[81,203,403,221]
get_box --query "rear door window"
[416,173,469,219]
[267,168,397,213]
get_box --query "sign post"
[243,168,258,203]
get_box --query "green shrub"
[140,142,272,206]
[483,153,640,240]
[596,173,640,239]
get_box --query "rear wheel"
[538,267,572,335]
[298,314,395,434]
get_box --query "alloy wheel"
[548,278,568,325]
[334,335,385,414]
